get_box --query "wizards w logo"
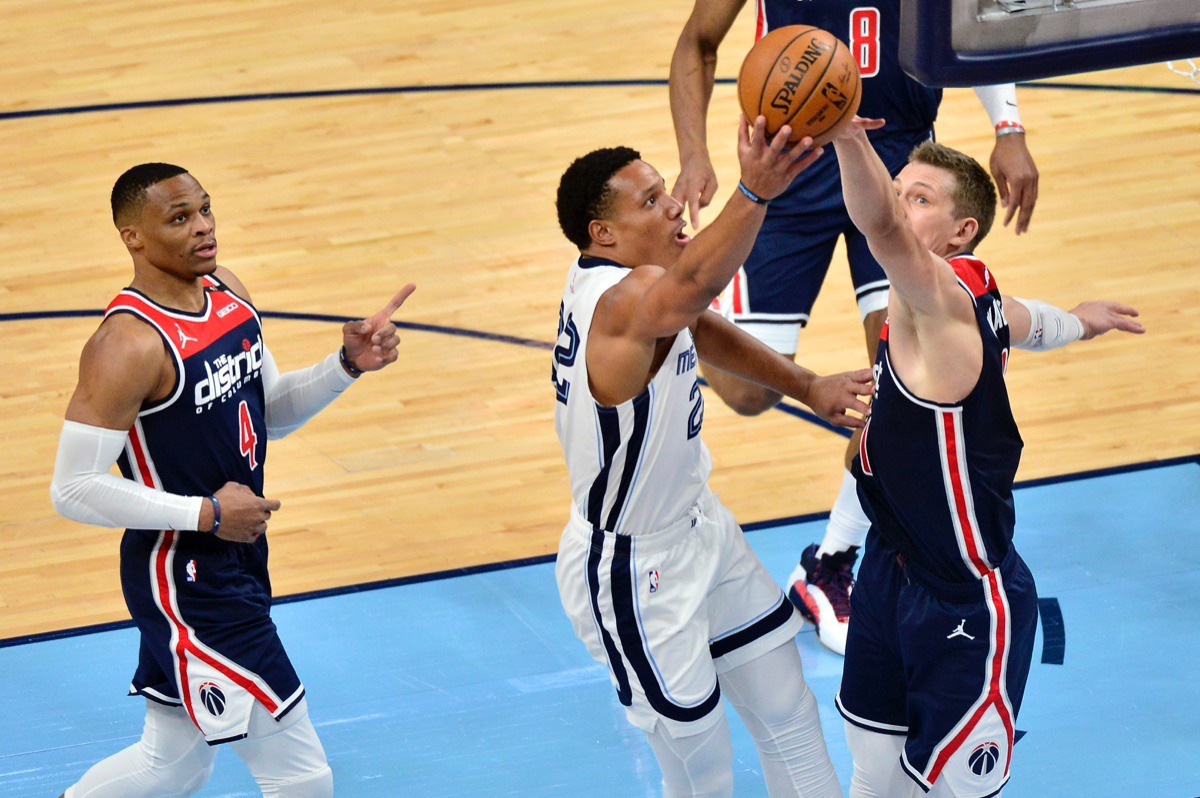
[198,681,227,716]
[968,741,1001,776]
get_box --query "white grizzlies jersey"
[554,255,712,534]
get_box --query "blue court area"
[3,461,1198,797]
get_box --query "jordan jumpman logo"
[947,619,975,640]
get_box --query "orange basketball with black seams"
[737,25,862,147]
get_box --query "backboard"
[900,0,1200,86]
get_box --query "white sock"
[817,470,870,557]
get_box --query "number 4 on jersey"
[238,399,259,470]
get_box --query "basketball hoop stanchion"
[1167,59,1200,87]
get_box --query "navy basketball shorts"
[837,541,1038,798]
[556,490,803,738]
[121,529,306,745]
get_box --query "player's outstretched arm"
[51,315,279,543]
[1004,295,1144,351]
[693,311,871,427]
[669,0,748,230]
[830,118,965,319]
[973,84,1038,235]
[618,118,823,344]
[262,283,416,439]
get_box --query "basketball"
[737,25,861,147]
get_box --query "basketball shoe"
[786,544,858,656]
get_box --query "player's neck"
[129,262,209,313]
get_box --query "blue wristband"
[737,181,770,206]
[339,345,364,378]
[207,495,221,535]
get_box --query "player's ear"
[119,225,143,251]
[951,217,978,250]
[588,219,616,247]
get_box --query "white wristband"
[973,84,1023,134]
[1013,297,1084,351]
[50,420,204,531]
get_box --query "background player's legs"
[643,711,735,798]
[700,209,841,416]
[230,698,333,798]
[720,640,841,798]
[62,700,216,798]
[787,229,889,655]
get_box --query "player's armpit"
[65,314,171,431]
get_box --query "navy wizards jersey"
[106,275,303,744]
[757,0,942,212]
[756,0,940,134]
[852,255,1024,586]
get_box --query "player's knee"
[720,382,782,416]
[258,762,333,798]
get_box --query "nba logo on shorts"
[648,570,660,593]
[968,741,1001,776]
[198,681,226,717]
[185,559,197,583]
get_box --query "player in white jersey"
[552,118,873,797]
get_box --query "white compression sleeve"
[1012,297,1085,351]
[50,420,204,530]
[260,344,357,440]
[973,83,1023,132]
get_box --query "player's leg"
[787,224,889,655]
[643,714,736,798]
[62,700,216,798]
[556,505,736,795]
[229,698,333,797]
[703,499,839,797]
[720,640,841,798]
[700,208,840,416]
[843,722,921,798]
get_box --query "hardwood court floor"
[1,1,1198,640]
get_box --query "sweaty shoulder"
[593,264,665,337]
[214,265,254,304]
[67,312,172,427]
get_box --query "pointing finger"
[380,283,417,318]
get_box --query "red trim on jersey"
[859,416,873,476]
[949,255,997,298]
[106,287,256,360]
[127,424,156,489]
[732,270,745,314]
[879,320,890,342]
[940,412,991,576]
[755,0,765,40]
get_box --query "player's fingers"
[1014,179,1038,235]
[845,396,871,416]
[1108,303,1139,317]
[688,193,702,232]
[263,498,282,512]
[738,114,752,150]
[786,145,824,178]
[377,283,417,320]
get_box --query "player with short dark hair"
[551,118,870,797]
[828,121,1142,797]
[670,0,1042,655]
[51,164,415,798]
